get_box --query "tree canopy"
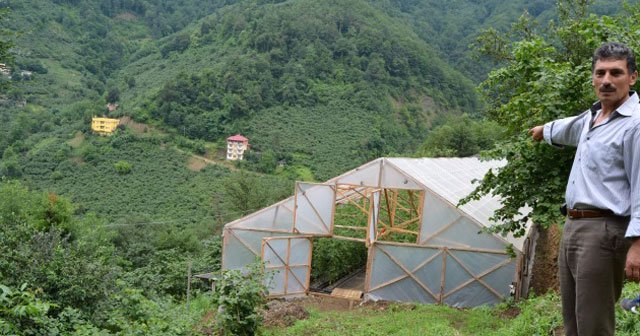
[462,0,640,236]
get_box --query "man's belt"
[567,208,615,219]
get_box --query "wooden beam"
[333,235,367,243]
[387,227,418,235]
[306,238,313,295]
[334,225,367,231]
[393,216,421,230]
[285,238,291,295]
[439,249,447,303]
[416,191,426,244]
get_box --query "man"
[529,42,640,335]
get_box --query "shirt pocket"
[584,138,622,172]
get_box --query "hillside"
[1,0,635,247]
[5,0,640,334]
[115,0,482,180]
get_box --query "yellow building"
[91,117,120,135]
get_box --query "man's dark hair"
[592,42,637,74]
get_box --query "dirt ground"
[187,156,207,171]
[262,299,310,328]
[119,116,150,134]
[261,295,394,327]
[530,223,562,294]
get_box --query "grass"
[264,302,506,336]
[263,284,640,336]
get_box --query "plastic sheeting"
[222,229,291,270]
[380,161,422,190]
[222,157,532,306]
[367,243,515,307]
[294,183,334,235]
[334,159,381,187]
[430,217,506,251]
[367,244,441,304]
[262,236,312,297]
[384,158,528,251]
[420,191,461,244]
[226,198,295,232]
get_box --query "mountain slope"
[116,0,480,179]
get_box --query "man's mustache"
[599,86,617,92]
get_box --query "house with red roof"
[226,134,249,160]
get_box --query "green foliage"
[121,0,483,179]
[0,179,221,333]
[0,283,54,335]
[113,159,132,174]
[265,285,640,335]
[311,238,367,285]
[1,146,22,178]
[461,0,640,236]
[617,281,640,335]
[213,262,268,336]
[222,169,292,217]
[105,87,120,104]
[490,293,562,335]
[0,181,118,330]
[0,9,11,57]
[416,114,504,157]
[265,301,504,336]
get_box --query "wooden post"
[186,260,192,310]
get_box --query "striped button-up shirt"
[543,91,640,237]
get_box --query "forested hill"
[119,0,481,179]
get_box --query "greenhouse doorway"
[308,236,368,301]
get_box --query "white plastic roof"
[384,157,528,250]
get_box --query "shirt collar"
[590,91,639,117]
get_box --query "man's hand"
[626,239,640,282]
[528,125,544,142]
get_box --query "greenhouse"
[221,157,537,307]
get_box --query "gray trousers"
[559,216,630,336]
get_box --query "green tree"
[222,170,270,216]
[463,0,640,236]
[0,146,22,178]
[416,114,503,157]
[0,181,121,319]
[106,87,120,104]
[114,160,133,174]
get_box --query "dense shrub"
[213,263,268,336]
[114,160,132,174]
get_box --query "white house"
[226,134,249,160]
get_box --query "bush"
[114,160,132,174]
[213,263,268,336]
